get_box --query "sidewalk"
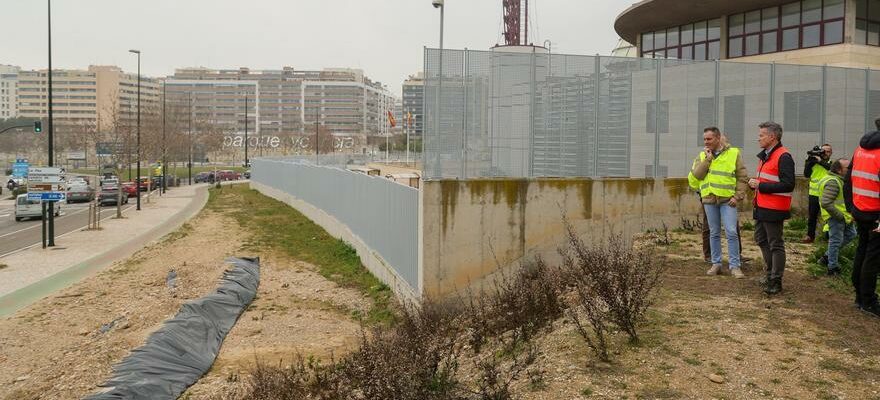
[0,184,209,316]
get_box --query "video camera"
[807,145,824,157]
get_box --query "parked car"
[244,169,251,179]
[99,188,128,206]
[100,177,119,189]
[66,184,96,203]
[194,172,214,183]
[121,182,138,197]
[217,170,241,181]
[15,194,61,221]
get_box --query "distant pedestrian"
[844,118,880,317]
[690,127,749,278]
[748,122,795,295]
[818,159,855,276]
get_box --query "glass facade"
[729,0,844,58]
[639,0,849,60]
[856,0,880,45]
[641,19,721,60]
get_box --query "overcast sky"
[2,0,632,95]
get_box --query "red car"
[121,182,138,197]
[216,170,241,181]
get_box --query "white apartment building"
[0,64,19,119]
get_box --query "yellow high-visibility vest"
[698,147,740,199]
[818,174,852,223]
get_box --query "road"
[0,199,136,257]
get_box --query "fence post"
[654,58,662,178]
[769,62,776,121]
[821,64,828,144]
[594,55,601,177]
[866,68,872,134]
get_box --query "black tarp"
[85,257,260,400]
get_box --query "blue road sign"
[12,159,29,178]
[27,192,65,202]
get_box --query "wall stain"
[440,180,460,237]
[537,179,594,219]
[465,179,528,208]
[664,177,690,200]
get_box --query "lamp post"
[244,92,248,167]
[432,0,444,178]
[161,81,166,194]
[188,92,193,185]
[46,0,55,247]
[129,49,141,210]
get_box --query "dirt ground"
[0,190,370,400]
[510,230,880,400]
[4,187,880,399]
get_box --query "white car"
[14,194,61,222]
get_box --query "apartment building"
[166,67,395,138]
[15,65,160,130]
[402,72,424,138]
[0,65,19,119]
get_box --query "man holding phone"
[844,119,880,317]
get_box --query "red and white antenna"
[503,0,529,46]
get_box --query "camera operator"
[803,144,833,243]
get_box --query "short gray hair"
[759,121,783,141]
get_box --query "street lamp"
[46,0,56,247]
[431,0,444,178]
[129,49,141,211]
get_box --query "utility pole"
[188,92,193,185]
[244,92,248,167]
[129,49,141,211]
[161,81,166,194]
[315,106,319,165]
[47,0,55,247]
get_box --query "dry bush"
[559,219,665,361]
[217,260,559,400]
[464,257,564,353]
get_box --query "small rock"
[708,374,725,384]
[78,329,89,336]
[282,283,290,288]
[13,375,29,383]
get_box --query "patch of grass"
[637,387,683,399]
[160,222,193,244]
[683,356,702,366]
[580,387,594,397]
[207,184,394,324]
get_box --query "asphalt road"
[0,199,136,257]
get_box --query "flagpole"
[406,113,411,166]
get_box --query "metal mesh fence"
[424,47,878,179]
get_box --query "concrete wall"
[420,177,810,299]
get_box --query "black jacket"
[753,143,796,222]
[804,156,831,180]
[844,130,880,222]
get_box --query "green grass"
[207,184,395,324]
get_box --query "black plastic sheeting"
[85,257,260,400]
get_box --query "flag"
[387,111,396,128]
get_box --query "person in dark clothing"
[843,118,880,317]
[803,144,833,243]
[748,121,796,295]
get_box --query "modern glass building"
[616,0,880,67]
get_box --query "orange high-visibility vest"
[851,146,880,212]
[755,146,793,211]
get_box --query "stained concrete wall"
[421,177,810,299]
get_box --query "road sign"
[12,159,29,178]
[28,183,65,192]
[67,151,86,160]
[27,192,65,202]
[28,167,64,175]
[27,175,66,184]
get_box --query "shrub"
[559,219,666,361]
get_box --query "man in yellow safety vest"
[691,127,749,278]
[818,159,854,275]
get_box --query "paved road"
[0,199,137,257]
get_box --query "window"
[640,18,721,60]
[856,0,880,46]
[784,90,822,132]
[647,100,669,134]
[729,0,845,58]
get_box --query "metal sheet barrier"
[424,48,877,179]
[251,158,420,293]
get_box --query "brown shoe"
[801,236,814,244]
[707,264,723,275]
[731,268,745,279]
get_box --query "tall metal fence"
[251,158,420,292]
[423,48,880,179]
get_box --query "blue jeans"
[704,203,741,268]
[825,218,856,269]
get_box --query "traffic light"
[34,121,42,133]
